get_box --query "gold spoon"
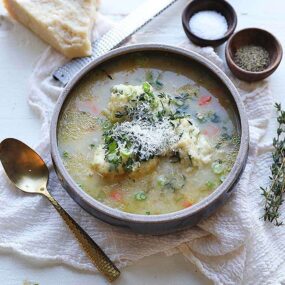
[0,138,120,282]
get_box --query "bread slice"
[4,0,97,58]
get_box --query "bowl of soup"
[50,44,249,234]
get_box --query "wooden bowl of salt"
[182,0,237,47]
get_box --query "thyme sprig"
[261,103,285,226]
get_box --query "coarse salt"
[189,10,228,40]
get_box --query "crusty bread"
[4,0,96,58]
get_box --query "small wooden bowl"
[226,28,283,82]
[182,0,237,47]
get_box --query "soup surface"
[58,52,240,215]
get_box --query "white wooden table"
[0,0,284,284]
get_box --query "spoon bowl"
[0,138,120,282]
[0,138,48,194]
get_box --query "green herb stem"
[261,103,285,226]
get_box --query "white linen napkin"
[1,11,285,285]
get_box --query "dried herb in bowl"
[234,45,270,72]
[261,103,285,226]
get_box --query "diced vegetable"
[174,99,184,107]
[123,158,134,172]
[206,181,215,189]
[182,200,192,208]
[145,70,154,82]
[162,174,186,192]
[63,151,70,158]
[108,140,118,153]
[115,110,128,118]
[212,160,224,174]
[208,112,221,123]
[198,96,212,106]
[143,82,151,93]
[106,153,121,167]
[155,80,163,90]
[202,125,220,137]
[120,148,132,159]
[157,176,167,187]
[145,71,164,90]
[196,112,206,122]
[220,175,226,182]
[135,191,147,201]
[96,191,107,201]
[110,191,122,202]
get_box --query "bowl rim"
[182,0,238,44]
[225,27,283,75]
[50,43,249,224]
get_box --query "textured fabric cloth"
[1,11,285,285]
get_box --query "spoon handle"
[45,192,120,282]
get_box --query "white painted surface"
[0,0,284,284]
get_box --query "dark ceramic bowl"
[50,44,249,235]
[226,28,283,82]
[182,0,237,47]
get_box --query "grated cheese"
[112,118,179,160]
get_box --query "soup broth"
[58,52,240,215]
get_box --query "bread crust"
[3,0,96,58]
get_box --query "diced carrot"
[202,125,220,137]
[182,201,192,208]
[91,104,99,114]
[198,96,212,106]
[110,191,122,202]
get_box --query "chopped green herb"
[123,158,134,172]
[135,191,147,201]
[120,148,132,158]
[212,160,224,174]
[143,81,151,93]
[145,71,164,90]
[108,140,118,153]
[90,143,95,149]
[196,112,206,122]
[177,84,199,98]
[162,174,185,192]
[145,211,151,215]
[63,151,70,158]
[96,191,107,201]
[174,99,184,107]
[155,80,163,90]
[106,153,121,167]
[206,181,215,189]
[145,70,154,82]
[209,112,221,123]
[115,110,128,118]
[220,175,226,183]
[157,176,167,187]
